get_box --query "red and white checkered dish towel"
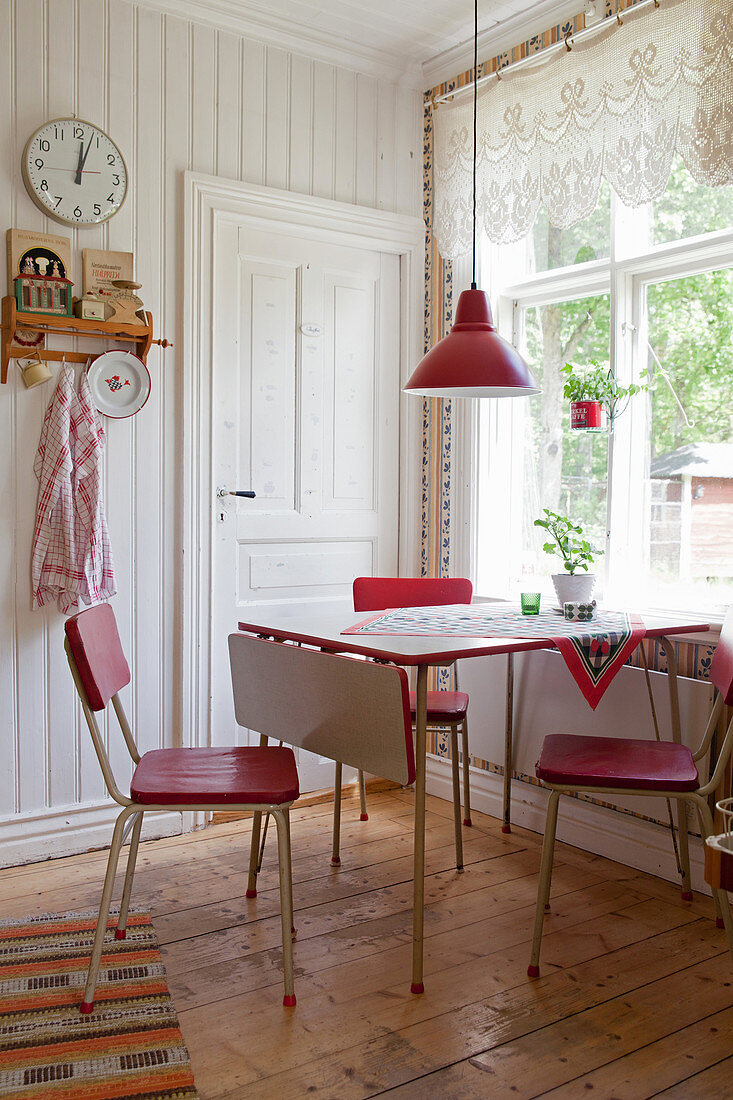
[32,364,78,611]
[72,370,116,605]
[32,364,116,612]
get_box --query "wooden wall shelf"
[1,295,154,384]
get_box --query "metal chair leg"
[80,806,135,1013]
[115,811,143,940]
[273,807,296,1007]
[450,727,464,871]
[331,762,343,865]
[358,769,368,821]
[246,810,263,897]
[461,719,472,826]
[692,794,733,943]
[528,789,561,978]
[676,798,693,900]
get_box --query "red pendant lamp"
[404,0,539,399]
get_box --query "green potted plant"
[534,508,603,606]
[561,360,645,431]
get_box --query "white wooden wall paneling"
[106,0,137,791]
[312,61,335,201]
[289,54,313,197]
[46,0,83,810]
[0,0,422,866]
[242,39,265,186]
[0,0,16,817]
[135,7,165,765]
[216,32,242,181]
[13,0,48,818]
[266,47,290,191]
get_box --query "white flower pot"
[551,573,597,608]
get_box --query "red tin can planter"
[570,400,603,430]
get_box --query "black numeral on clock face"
[107,194,114,203]
[74,126,84,139]
[94,204,101,216]
[39,140,50,152]
[40,180,48,191]
[107,154,115,165]
[35,158,43,169]
[74,206,82,218]
[54,196,62,208]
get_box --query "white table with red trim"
[236,601,708,995]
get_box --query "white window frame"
[464,191,733,624]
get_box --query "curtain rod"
[432,0,661,107]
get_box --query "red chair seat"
[408,691,469,724]
[536,734,699,792]
[130,747,300,805]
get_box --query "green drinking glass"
[521,592,541,615]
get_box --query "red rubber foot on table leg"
[331,856,341,865]
[717,917,725,929]
[114,928,127,940]
[79,1001,94,1014]
[360,813,369,821]
[527,965,540,978]
[245,888,257,898]
[283,994,296,1008]
[410,982,424,995]
[463,818,473,827]
[681,891,693,901]
[501,824,511,834]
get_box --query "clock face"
[22,118,128,227]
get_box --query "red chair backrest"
[353,576,473,612]
[710,605,733,706]
[65,604,130,711]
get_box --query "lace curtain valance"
[432,0,733,258]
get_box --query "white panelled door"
[211,219,400,789]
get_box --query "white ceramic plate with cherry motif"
[88,350,151,418]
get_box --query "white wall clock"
[22,117,128,227]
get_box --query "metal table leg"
[659,635,692,899]
[502,652,514,834]
[411,662,428,994]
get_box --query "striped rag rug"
[0,911,198,1099]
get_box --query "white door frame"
[182,171,424,758]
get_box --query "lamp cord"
[472,0,477,290]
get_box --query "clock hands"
[74,135,94,185]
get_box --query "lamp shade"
[404,288,540,398]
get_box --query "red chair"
[65,603,300,1010]
[527,606,733,978]
[333,576,473,871]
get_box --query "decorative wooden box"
[14,274,73,317]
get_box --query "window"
[475,160,733,614]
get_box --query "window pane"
[518,293,611,589]
[530,181,610,272]
[651,157,733,245]
[644,268,733,609]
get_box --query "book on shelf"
[82,249,134,298]
[7,228,72,293]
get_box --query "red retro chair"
[527,606,733,978]
[65,603,300,1010]
[331,576,473,871]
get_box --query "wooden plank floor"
[1,785,732,1098]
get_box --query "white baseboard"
[0,802,183,868]
[426,754,710,896]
